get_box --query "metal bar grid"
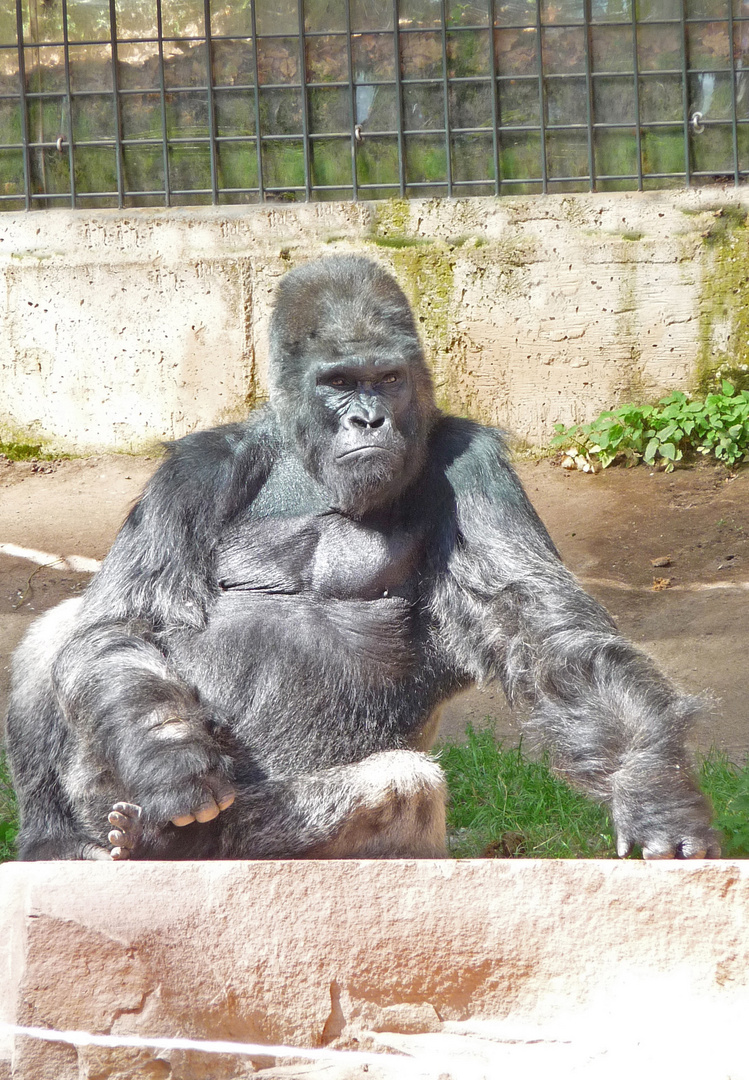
[203,0,219,205]
[535,0,549,194]
[108,0,125,208]
[488,0,501,196]
[1,1,749,209]
[679,0,692,186]
[155,0,171,206]
[343,0,358,201]
[393,0,406,197]
[60,0,75,207]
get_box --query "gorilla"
[6,255,719,862]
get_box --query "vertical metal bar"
[583,0,595,190]
[344,0,358,200]
[60,0,76,207]
[679,0,691,185]
[631,0,643,190]
[156,0,171,206]
[249,0,265,201]
[489,0,501,195]
[203,0,219,203]
[297,0,312,199]
[535,0,548,192]
[440,0,453,196]
[393,0,406,196]
[15,0,31,209]
[727,0,740,185]
[108,0,124,208]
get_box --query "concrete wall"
[1,189,748,453]
[3,859,749,1079]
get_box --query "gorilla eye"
[328,376,346,387]
[381,373,399,384]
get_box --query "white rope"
[0,1022,441,1077]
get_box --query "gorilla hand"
[611,762,720,859]
[116,703,236,831]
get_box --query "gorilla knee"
[319,750,447,859]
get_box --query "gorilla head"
[268,256,437,515]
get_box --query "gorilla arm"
[51,421,274,827]
[430,420,719,859]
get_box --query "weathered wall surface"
[2,859,749,1079]
[1,190,748,452]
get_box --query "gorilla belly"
[171,590,441,773]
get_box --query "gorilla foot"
[108,801,142,860]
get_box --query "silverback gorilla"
[6,255,719,862]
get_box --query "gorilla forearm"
[438,518,716,856]
[52,624,233,823]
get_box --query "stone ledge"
[1,859,748,1079]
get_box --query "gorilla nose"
[347,414,386,430]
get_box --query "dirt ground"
[1,453,747,759]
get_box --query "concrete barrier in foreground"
[1,859,748,1080]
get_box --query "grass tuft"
[439,726,617,858]
[0,751,18,862]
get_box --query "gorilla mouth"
[337,445,395,460]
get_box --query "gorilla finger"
[642,842,676,860]
[679,838,707,859]
[616,837,633,858]
[108,828,128,848]
[680,834,721,859]
[110,846,130,861]
[112,802,142,821]
[216,787,235,811]
[193,797,220,823]
[171,812,196,827]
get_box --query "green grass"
[0,441,50,461]
[1,731,748,863]
[0,751,18,862]
[440,727,617,858]
[439,725,749,860]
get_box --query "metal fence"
[1,0,748,210]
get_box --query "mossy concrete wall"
[1,190,748,453]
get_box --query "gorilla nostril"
[370,416,385,429]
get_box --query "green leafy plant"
[552,384,749,473]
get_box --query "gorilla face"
[268,256,437,514]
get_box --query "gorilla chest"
[206,514,427,686]
[216,512,423,602]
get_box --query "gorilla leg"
[108,750,448,860]
[6,599,111,861]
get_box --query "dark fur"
[6,255,718,861]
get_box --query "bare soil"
[1,454,747,758]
